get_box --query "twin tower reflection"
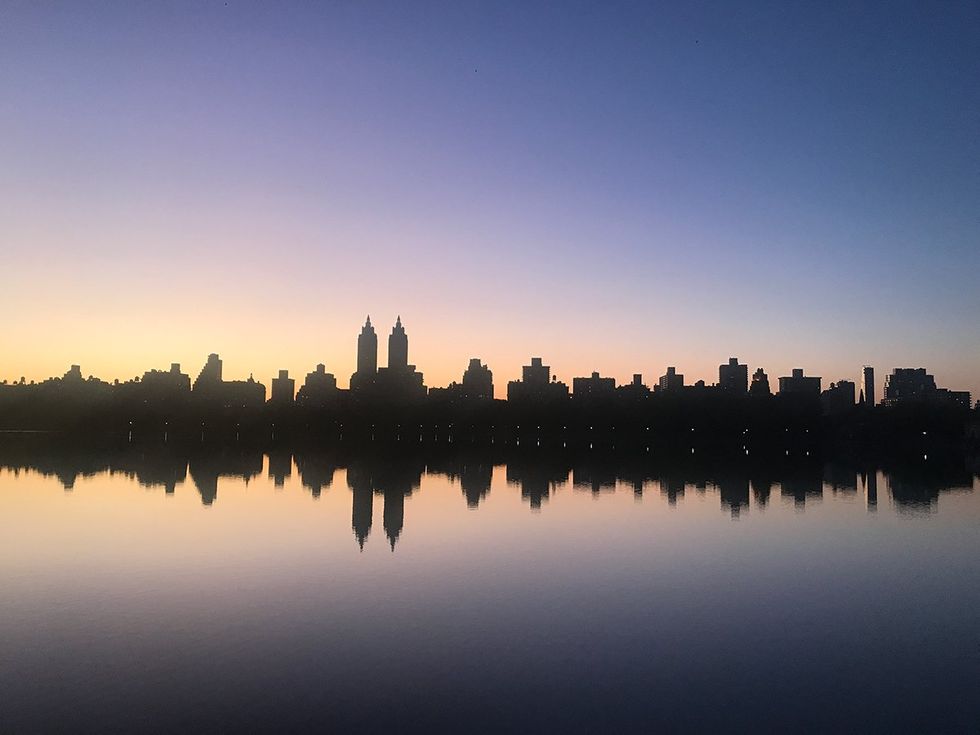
[2,441,977,550]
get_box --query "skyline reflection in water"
[1,442,979,733]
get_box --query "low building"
[507,357,569,402]
[778,368,821,395]
[572,372,616,401]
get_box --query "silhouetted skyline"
[0,316,973,415]
[2,4,978,401]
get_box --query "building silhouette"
[719,357,748,393]
[374,317,426,400]
[883,368,935,404]
[778,368,821,395]
[350,316,378,392]
[64,364,84,382]
[617,374,651,401]
[192,353,265,407]
[883,368,971,408]
[861,366,875,407]
[658,366,684,392]
[461,358,493,400]
[572,372,616,401]
[387,315,408,371]
[749,367,771,396]
[271,370,295,404]
[194,353,222,390]
[137,363,191,400]
[821,380,855,414]
[296,364,339,407]
[427,358,494,403]
[507,357,569,402]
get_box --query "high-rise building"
[351,316,378,392]
[749,367,771,396]
[271,369,295,403]
[881,368,970,408]
[388,316,408,371]
[719,357,748,393]
[461,358,493,400]
[658,367,684,392]
[194,354,222,390]
[523,357,550,385]
[861,366,875,407]
[883,368,936,404]
[356,316,378,375]
[373,317,426,400]
[778,368,821,395]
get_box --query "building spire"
[365,314,371,327]
[396,315,401,327]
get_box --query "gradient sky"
[1,1,978,398]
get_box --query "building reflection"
[345,453,424,550]
[506,453,569,510]
[188,447,263,506]
[427,454,495,508]
[267,448,292,488]
[0,438,976,548]
[294,449,338,499]
[717,475,750,517]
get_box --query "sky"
[1,1,978,400]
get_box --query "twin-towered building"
[351,316,426,400]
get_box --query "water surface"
[2,445,978,733]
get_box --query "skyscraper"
[372,316,427,400]
[862,366,875,407]
[388,316,408,371]
[356,316,378,376]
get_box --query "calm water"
[2,445,979,733]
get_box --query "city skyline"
[2,3,978,400]
[1,314,974,410]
